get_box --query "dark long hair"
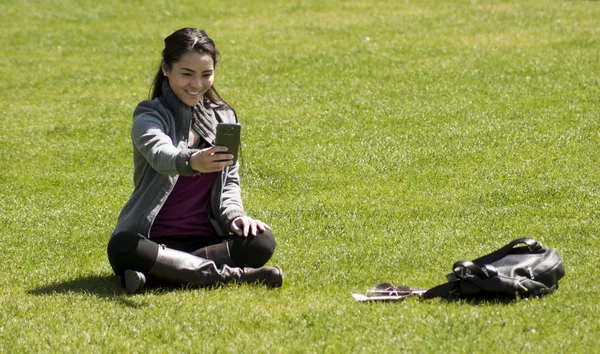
[150,28,231,109]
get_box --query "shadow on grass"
[27,274,142,308]
[429,296,519,305]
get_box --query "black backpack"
[423,238,565,300]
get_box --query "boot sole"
[120,270,146,294]
[270,266,283,288]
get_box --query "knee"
[107,232,141,259]
[229,230,277,268]
[251,229,276,260]
[107,232,157,275]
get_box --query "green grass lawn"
[1,0,599,352]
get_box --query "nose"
[190,78,202,90]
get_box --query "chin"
[184,99,200,107]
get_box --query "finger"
[230,220,242,236]
[242,219,250,237]
[213,154,234,162]
[258,220,271,230]
[256,221,266,232]
[250,220,258,237]
[209,145,229,153]
[216,160,234,168]
[204,160,233,172]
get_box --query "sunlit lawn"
[1,0,598,352]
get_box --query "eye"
[183,73,192,77]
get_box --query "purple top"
[149,172,219,237]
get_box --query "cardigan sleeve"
[219,161,247,230]
[131,100,197,176]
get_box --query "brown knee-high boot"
[193,242,233,267]
[120,245,282,294]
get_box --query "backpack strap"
[445,238,540,281]
[471,238,541,266]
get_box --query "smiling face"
[162,52,215,107]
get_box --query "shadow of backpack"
[423,238,565,300]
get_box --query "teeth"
[186,91,201,96]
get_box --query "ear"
[160,60,169,76]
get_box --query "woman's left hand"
[230,216,271,237]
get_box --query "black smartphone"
[215,123,241,165]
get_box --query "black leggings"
[107,231,276,276]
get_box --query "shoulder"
[134,98,170,119]
[131,98,172,132]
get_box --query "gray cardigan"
[112,86,246,238]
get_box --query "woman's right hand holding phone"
[189,146,234,173]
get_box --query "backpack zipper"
[526,249,552,279]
